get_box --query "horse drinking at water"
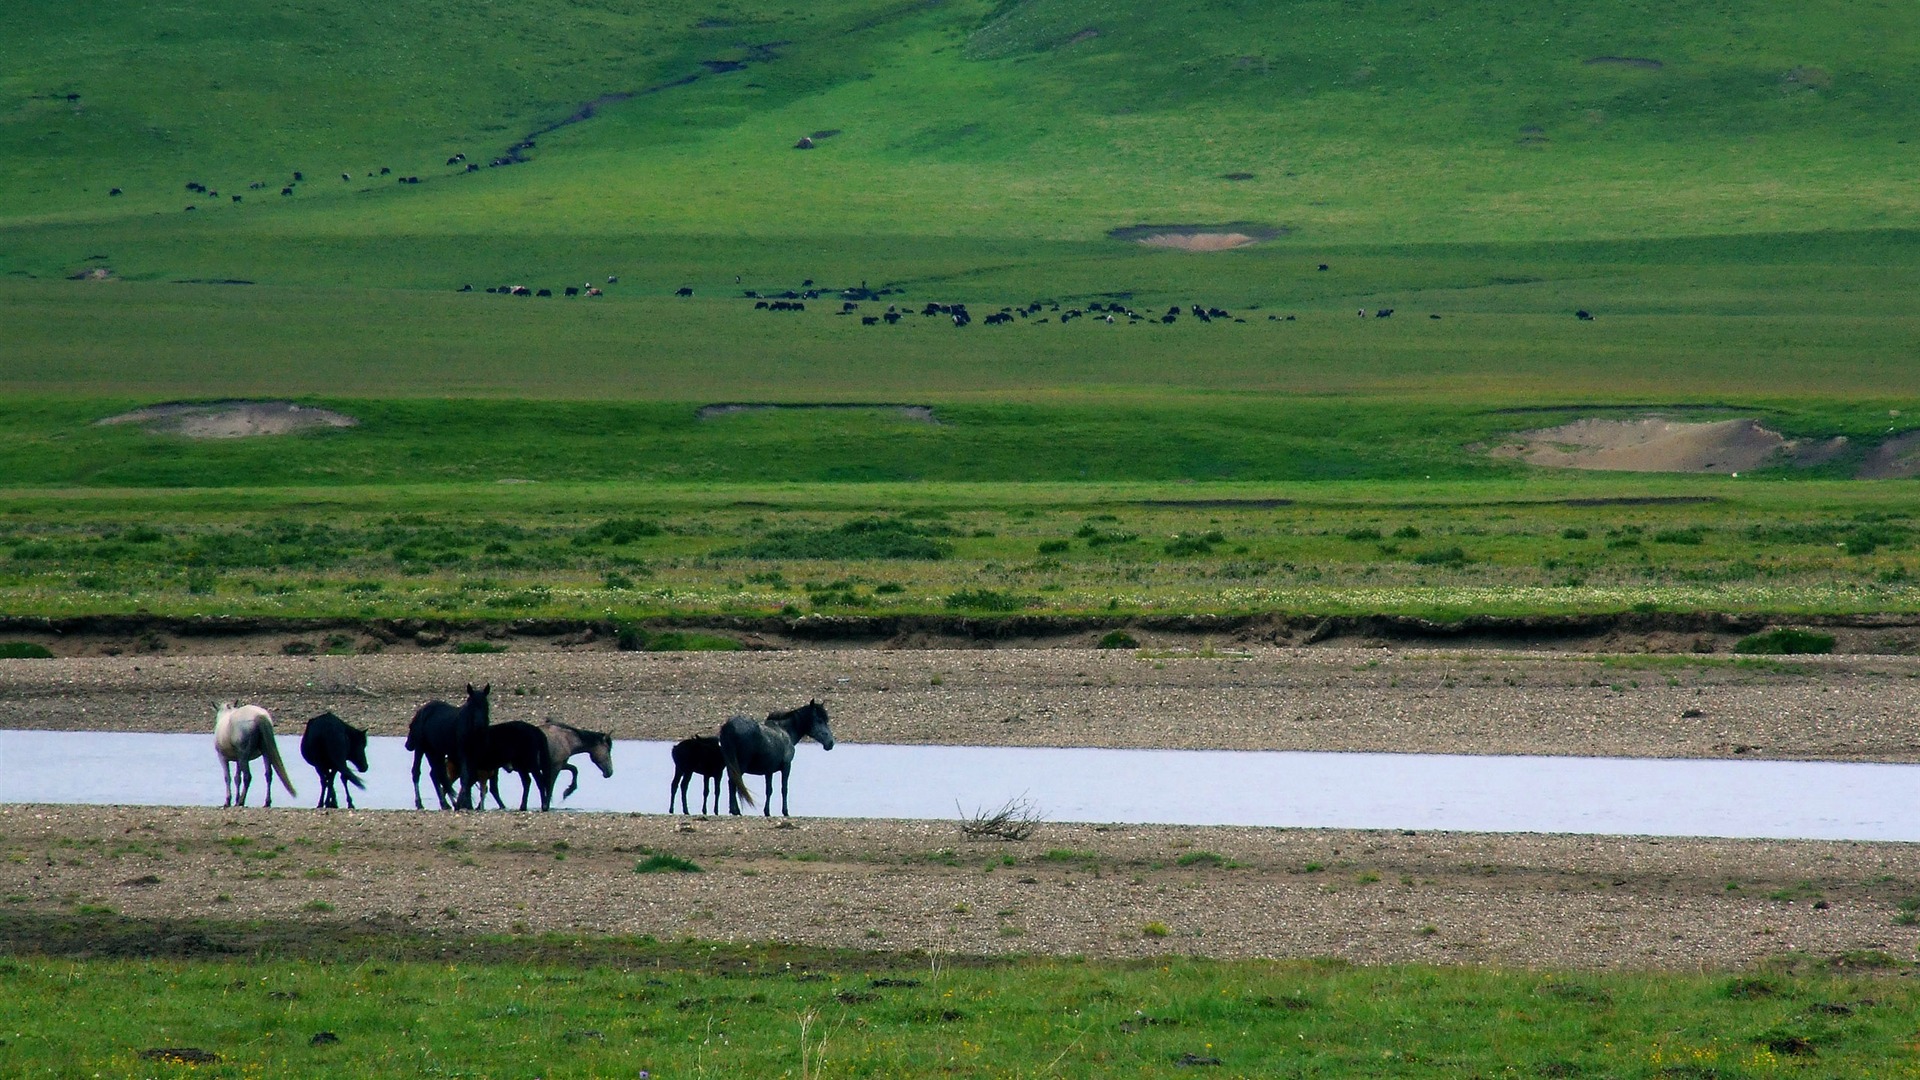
[405,683,490,810]
[719,700,834,817]
[214,702,297,808]
[669,735,724,815]
[300,711,368,809]
[539,720,614,801]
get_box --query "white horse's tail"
[261,719,297,797]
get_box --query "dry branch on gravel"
[958,796,1043,841]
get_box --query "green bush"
[1733,628,1835,655]
[1560,527,1589,540]
[944,588,1034,611]
[454,641,507,654]
[1097,630,1138,649]
[1036,539,1071,554]
[1343,527,1382,541]
[1653,529,1705,545]
[1392,525,1422,539]
[0,642,54,659]
[732,517,951,560]
[1410,546,1468,566]
[635,854,702,874]
[646,631,742,652]
[575,517,663,546]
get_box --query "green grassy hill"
[3,2,1920,614]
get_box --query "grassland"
[5,0,1920,623]
[3,936,1918,1077]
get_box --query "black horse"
[669,735,725,815]
[719,700,835,817]
[300,711,369,809]
[473,721,556,811]
[405,683,491,810]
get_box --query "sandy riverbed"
[5,648,1919,970]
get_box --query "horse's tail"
[342,767,366,790]
[721,738,755,807]
[261,719,297,797]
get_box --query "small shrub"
[1392,525,1422,539]
[1175,851,1233,868]
[0,642,54,659]
[874,582,905,594]
[1559,527,1589,540]
[958,796,1042,841]
[1734,628,1835,655]
[1037,539,1071,554]
[1411,546,1469,566]
[1653,528,1705,545]
[615,625,648,651]
[576,517,663,545]
[943,588,1034,612]
[1343,527,1382,541]
[1097,629,1138,649]
[602,571,635,590]
[1141,921,1170,938]
[454,641,507,654]
[303,900,335,913]
[646,631,741,652]
[635,854,702,874]
[732,517,951,560]
[1164,534,1217,557]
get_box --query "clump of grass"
[0,642,54,659]
[1141,921,1171,938]
[454,641,507,654]
[644,631,742,652]
[635,854,702,874]
[1410,546,1468,566]
[732,517,951,560]
[1036,539,1071,554]
[1343,527,1383,541]
[1734,628,1835,655]
[1097,629,1138,649]
[943,588,1035,612]
[1174,851,1236,868]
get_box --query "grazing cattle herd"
[210,688,830,817]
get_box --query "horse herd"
[211,686,835,816]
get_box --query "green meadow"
[3,938,1919,1078]
[4,0,1919,618]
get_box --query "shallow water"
[1,731,1916,841]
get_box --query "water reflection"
[0,731,1914,841]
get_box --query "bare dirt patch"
[1857,430,1920,479]
[1107,222,1285,251]
[4,805,1914,970]
[1490,417,1845,473]
[97,401,358,439]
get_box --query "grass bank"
[0,926,1915,1077]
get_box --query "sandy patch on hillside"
[1108,223,1284,251]
[1857,430,1920,479]
[1490,418,1845,474]
[97,401,359,438]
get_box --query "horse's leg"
[780,766,791,818]
[237,759,252,807]
[763,772,774,818]
[536,770,553,812]
[263,754,274,808]
[222,758,234,808]
[518,772,531,812]
[561,762,579,799]
[411,751,426,810]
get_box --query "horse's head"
[801,699,834,751]
[586,729,615,778]
[346,722,370,772]
[465,683,491,721]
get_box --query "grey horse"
[539,720,614,800]
[719,700,834,817]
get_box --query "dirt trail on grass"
[5,805,1915,970]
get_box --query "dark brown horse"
[405,683,490,810]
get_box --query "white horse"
[214,702,297,808]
